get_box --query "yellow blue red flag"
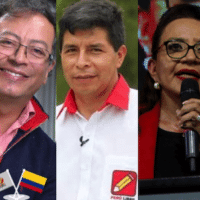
[19,170,47,194]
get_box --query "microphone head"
[180,79,200,102]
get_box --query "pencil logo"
[114,174,134,192]
[111,170,137,196]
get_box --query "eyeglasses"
[0,37,53,64]
[158,40,200,59]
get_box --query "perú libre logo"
[111,170,137,197]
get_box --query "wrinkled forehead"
[0,10,35,22]
[0,12,55,51]
[0,11,55,35]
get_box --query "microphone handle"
[185,130,199,173]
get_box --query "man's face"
[61,27,127,98]
[0,13,55,100]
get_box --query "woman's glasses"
[158,40,200,59]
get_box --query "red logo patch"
[111,170,137,196]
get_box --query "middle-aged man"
[56,0,138,199]
[0,0,56,199]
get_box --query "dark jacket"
[0,97,56,200]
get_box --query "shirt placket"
[76,113,98,200]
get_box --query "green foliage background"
[56,0,138,105]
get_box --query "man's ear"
[148,58,159,83]
[43,60,56,85]
[49,60,56,72]
[116,45,127,69]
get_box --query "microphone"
[79,136,89,147]
[181,78,200,173]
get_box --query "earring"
[154,82,160,90]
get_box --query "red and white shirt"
[56,75,138,200]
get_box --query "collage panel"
[2,0,200,199]
[139,0,200,199]
[0,0,56,199]
[56,0,138,199]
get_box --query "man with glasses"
[0,0,56,199]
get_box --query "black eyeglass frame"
[156,40,200,59]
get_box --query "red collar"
[21,97,48,131]
[0,97,48,163]
[59,75,130,115]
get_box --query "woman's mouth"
[176,69,200,81]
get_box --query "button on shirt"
[56,75,138,200]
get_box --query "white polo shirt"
[56,76,138,200]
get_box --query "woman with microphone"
[139,4,200,179]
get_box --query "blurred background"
[35,0,56,140]
[56,0,138,105]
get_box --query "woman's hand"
[177,98,200,134]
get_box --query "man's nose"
[76,51,90,69]
[10,44,28,64]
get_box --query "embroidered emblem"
[111,170,137,196]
